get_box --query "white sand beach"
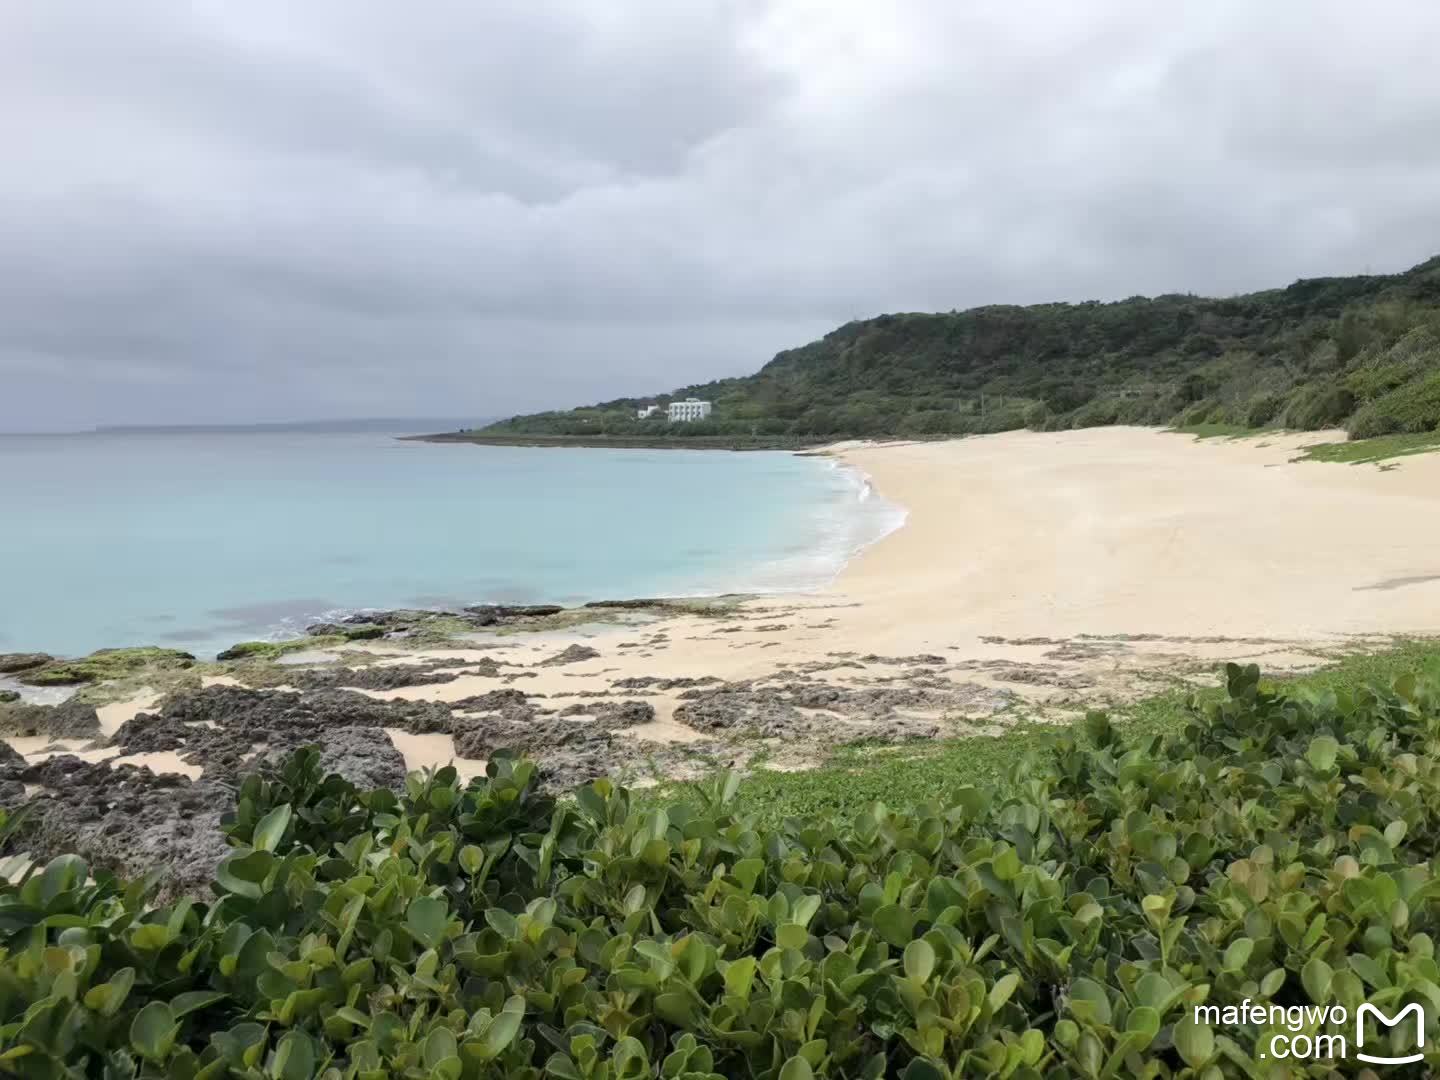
[836,426,1440,643]
[11,427,1440,775]
[315,427,1440,769]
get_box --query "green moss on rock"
[216,635,348,662]
[18,646,196,686]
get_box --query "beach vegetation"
[717,638,1440,825]
[1294,431,1440,465]
[5,653,1440,1074]
[475,255,1440,448]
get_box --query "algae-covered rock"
[0,690,18,704]
[215,636,346,661]
[301,623,386,641]
[18,647,195,686]
[0,653,53,674]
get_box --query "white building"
[667,398,713,422]
[636,404,660,419]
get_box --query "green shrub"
[1280,382,1356,429]
[1069,398,1123,429]
[1347,403,1406,440]
[1345,361,1414,402]
[1346,370,1440,439]
[4,665,1440,1076]
[1241,392,1284,428]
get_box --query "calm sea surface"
[0,431,903,659]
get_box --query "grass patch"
[715,638,1440,826]
[1295,430,1440,464]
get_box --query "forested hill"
[481,255,1440,442]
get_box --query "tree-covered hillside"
[482,256,1440,442]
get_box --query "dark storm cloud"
[2,0,1438,429]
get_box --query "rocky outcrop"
[464,604,564,622]
[539,644,600,667]
[558,700,655,726]
[0,653,52,674]
[289,664,463,691]
[0,698,102,739]
[0,755,231,901]
[159,685,451,735]
[100,686,455,774]
[323,605,563,636]
[612,675,721,690]
[450,688,532,712]
[314,727,407,790]
[673,679,1010,740]
[451,698,655,792]
[110,712,192,754]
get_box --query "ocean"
[0,430,904,659]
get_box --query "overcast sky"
[3,1,1439,430]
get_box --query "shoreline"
[6,426,1440,888]
[406,431,831,451]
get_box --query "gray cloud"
[2,0,1438,430]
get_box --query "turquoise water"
[0,432,903,659]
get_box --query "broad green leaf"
[481,998,524,1058]
[1067,978,1112,1026]
[1305,735,1339,773]
[1174,1014,1215,1067]
[903,940,935,983]
[405,896,450,949]
[1301,957,1333,1003]
[172,991,226,1018]
[270,1030,316,1080]
[988,972,1020,1012]
[130,1002,179,1063]
[251,803,292,853]
[84,968,135,1017]
[777,923,809,950]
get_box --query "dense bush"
[3,663,1440,1076]
[1348,371,1440,439]
[482,256,1440,443]
[1278,382,1356,430]
[1241,392,1285,429]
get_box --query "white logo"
[1356,1002,1425,1066]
